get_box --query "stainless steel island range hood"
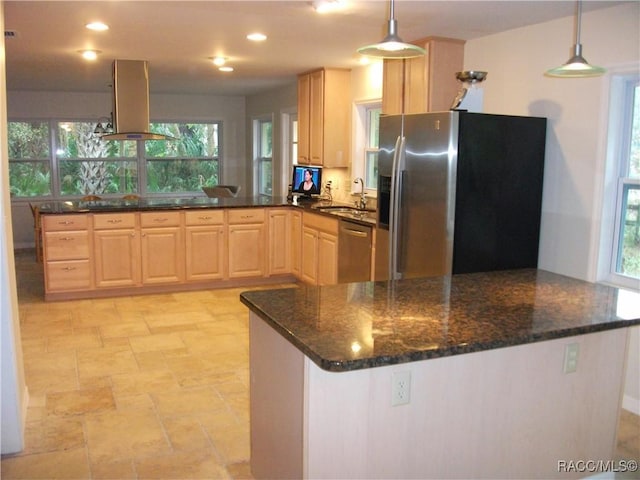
[101,60,173,141]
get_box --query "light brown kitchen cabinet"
[297,67,351,167]
[301,212,338,285]
[140,211,184,284]
[268,209,291,276]
[43,214,91,293]
[184,210,226,281]
[93,213,141,288]
[291,210,302,279]
[228,208,266,279]
[382,37,465,115]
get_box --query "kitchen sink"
[314,205,377,223]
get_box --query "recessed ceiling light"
[312,0,344,13]
[219,66,234,72]
[247,32,267,42]
[79,49,101,60]
[212,56,226,66]
[85,22,109,31]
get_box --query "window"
[254,118,273,196]
[353,102,381,194]
[8,120,221,198]
[56,121,137,196]
[364,106,381,190]
[8,121,52,197]
[611,79,640,282]
[145,123,220,193]
[601,72,640,289]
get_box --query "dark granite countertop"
[240,269,640,372]
[35,196,376,225]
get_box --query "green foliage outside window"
[8,122,52,197]
[145,123,219,193]
[8,120,221,198]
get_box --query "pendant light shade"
[357,0,425,59]
[545,0,605,78]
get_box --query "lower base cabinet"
[301,212,338,286]
[41,206,353,299]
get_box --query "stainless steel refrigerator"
[375,111,547,281]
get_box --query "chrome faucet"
[354,177,367,210]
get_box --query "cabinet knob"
[60,237,74,241]
[198,216,212,220]
[107,219,122,224]
[62,266,76,271]
[153,218,168,223]
[130,233,136,238]
[59,221,74,225]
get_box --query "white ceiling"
[3,0,625,96]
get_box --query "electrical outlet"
[391,371,411,406]
[563,343,579,374]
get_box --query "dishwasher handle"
[340,226,369,238]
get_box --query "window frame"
[599,70,640,290]
[8,118,222,200]
[253,115,273,196]
[352,100,381,196]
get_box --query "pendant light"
[357,0,425,59]
[545,0,605,78]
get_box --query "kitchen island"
[240,269,640,479]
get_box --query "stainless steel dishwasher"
[338,219,372,283]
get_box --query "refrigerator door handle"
[389,135,406,279]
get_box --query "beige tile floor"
[2,250,639,479]
[2,250,295,479]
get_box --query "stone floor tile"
[85,409,171,464]
[152,387,227,417]
[89,459,136,480]
[76,345,139,379]
[47,331,103,352]
[226,460,255,480]
[134,449,229,479]
[46,386,116,417]
[111,369,180,395]
[162,416,213,451]
[22,417,85,455]
[99,320,150,339]
[128,332,187,353]
[0,447,91,479]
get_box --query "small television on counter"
[291,165,322,197]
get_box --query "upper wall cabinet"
[382,37,465,115]
[297,68,351,168]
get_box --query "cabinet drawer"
[44,231,90,261]
[303,212,338,235]
[46,260,91,292]
[228,208,265,224]
[43,214,88,232]
[94,213,136,230]
[185,209,224,226]
[140,211,181,228]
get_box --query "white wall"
[245,83,297,197]
[463,2,640,414]
[0,0,27,454]
[7,90,246,247]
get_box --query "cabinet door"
[301,226,318,284]
[291,211,302,279]
[94,229,141,288]
[141,227,184,284]
[309,69,325,165]
[297,73,311,164]
[185,225,226,281]
[269,210,291,275]
[317,231,338,286]
[382,58,404,115]
[228,223,266,278]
